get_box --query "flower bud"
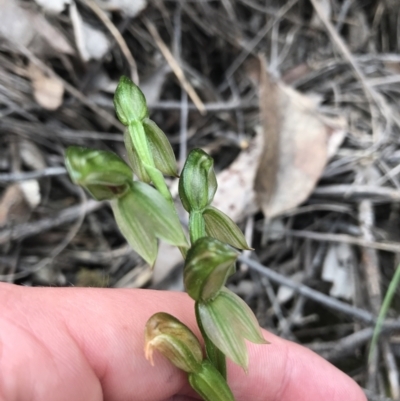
[179,149,217,212]
[188,360,235,401]
[65,146,132,200]
[145,312,203,373]
[114,76,148,125]
[197,287,268,371]
[184,237,238,302]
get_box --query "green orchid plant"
[65,76,268,401]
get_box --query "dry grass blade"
[144,18,206,115]
[81,0,139,84]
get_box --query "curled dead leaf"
[255,55,346,219]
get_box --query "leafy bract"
[197,287,268,371]
[112,182,189,265]
[203,206,252,250]
[143,118,178,177]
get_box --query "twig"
[239,256,400,329]
[81,0,139,84]
[0,167,67,183]
[0,200,104,245]
[144,19,206,115]
[274,229,400,254]
[363,388,395,401]
[306,327,374,362]
[313,185,400,202]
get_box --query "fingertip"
[228,330,367,401]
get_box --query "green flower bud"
[197,287,268,371]
[184,237,238,302]
[203,206,252,250]
[111,182,189,265]
[188,360,235,401]
[114,76,148,125]
[145,312,203,373]
[65,146,132,200]
[179,149,217,212]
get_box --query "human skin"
[0,283,366,401]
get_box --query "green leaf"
[179,149,217,212]
[145,312,203,374]
[143,118,178,177]
[114,76,148,125]
[185,237,238,302]
[112,182,189,265]
[188,360,235,401]
[123,129,151,183]
[65,146,132,200]
[203,206,252,250]
[197,287,268,371]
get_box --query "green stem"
[195,302,227,380]
[189,211,206,243]
[368,263,400,362]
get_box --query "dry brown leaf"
[28,62,64,110]
[0,182,40,228]
[212,132,264,222]
[255,56,346,219]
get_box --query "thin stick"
[144,19,206,115]
[239,256,400,328]
[81,0,139,84]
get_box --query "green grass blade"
[368,263,400,362]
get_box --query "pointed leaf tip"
[197,288,268,371]
[203,206,252,250]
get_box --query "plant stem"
[195,302,227,380]
[368,263,400,362]
[189,211,206,243]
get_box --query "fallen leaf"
[34,0,71,14]
[28,62,64,110]
[19,140,47,171]
[322,243,355,300]
[254,56,346,219]
[94,0,147,17]
[0,0,74,55]
[0,181,40,228]
[212,131,264,222]
[70,2,110,61]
